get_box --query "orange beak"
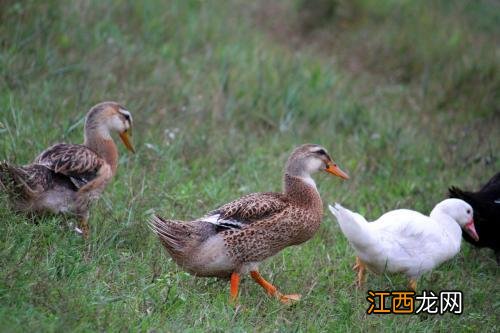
[325,161,349,180]
[119,130,135,153]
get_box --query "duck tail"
[148,214,185,255]
[448,186,471,201]
[148,214,208,261]
[328,203,376,251]
[0,161,37,199]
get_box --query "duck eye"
[316,149,326,155]
[466,209,471,214]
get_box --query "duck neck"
[283,173,323,213]
[84,128,119,175]
[430,210,462,250]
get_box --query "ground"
[0,0,499,331]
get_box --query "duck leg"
[230,272,240,303]
[250,270,301,304]
[77,216,90,239]
[408,278,417,292]
[353,256,366,288]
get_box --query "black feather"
[449,172,500,264]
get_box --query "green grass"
[0,0,499,331]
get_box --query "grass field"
[0,0,499,331]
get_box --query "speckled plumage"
[219,175,323,264]
[35,144,104,188]
[149,144,349,302]
[0,101,134,237]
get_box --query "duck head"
[84,101,135,153]
[433,198,479,241]
[285,144,349,180]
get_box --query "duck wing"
[34,143,105,189]
[370,210,444,270]
[372,210,436,245]
[202,192,288,231]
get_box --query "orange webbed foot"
[408,278,417,292]
[250,270,301,304]
[278,293,302,305]
[76,218,90,239]
[353,256,366,288]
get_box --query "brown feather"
[1,101,132,226]
[34,143,104,178]
[211,192,288,223]
[150,145,333,277]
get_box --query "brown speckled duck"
[149,144,349,304]
[0,102,134,238]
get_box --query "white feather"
[329,200,470,278]
[300,175,317,189]
[118,108,132,122]
[200,214,244,229]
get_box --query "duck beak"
[464,219,479,241]
[325,161,349,180]
[119,130,135,153]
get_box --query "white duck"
[329,199,479,290]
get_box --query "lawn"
[0,0,499,331]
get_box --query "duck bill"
[119,130,135,153]
[324,161,349,180]
[464,220,479,241]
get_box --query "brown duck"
[149,144,349,304]
[0,101,135,238]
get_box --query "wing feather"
[202,192,288,230]
[34,143,104,188]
